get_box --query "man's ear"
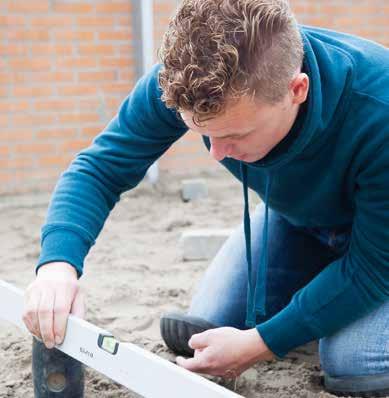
[289,73,309,105]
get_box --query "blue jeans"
[188,205,389,391]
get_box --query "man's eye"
[233,133,250,140]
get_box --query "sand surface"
[0,169,377,398]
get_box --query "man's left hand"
[175,327,275,378]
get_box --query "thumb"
[176,355,202,371]
[188,330,211,350]
[70,291,85,319]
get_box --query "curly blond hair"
[158,0,304,124]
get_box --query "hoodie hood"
[244,27,354,171]
[226,27,355,327]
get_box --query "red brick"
[79,99,101,109]
[79,44,115,56]
[0,114,8,126]
[30,44,73,56]
[58,113,101,124]
[105,97,121,109]
[119,70,135,82]
[61,139,92,152]
[36,126,78,140]
[78,71,117,82]
[37,155,73,167]
[53,43,75,56]
[8,58,51,71]
[100,57,133,68]
[118,44,134,55]
[53,2,93,13]
[154,3,176,14]
[0,101,29,113]
[96,3,132,13]
[101,83,132,94]
[351,4,381,15]
[7,29,49,41]
[0,173,13,184]
[307,16,332,28]
[0,15,26,26]
[16,143,55,154]
[30,16,74,27]
[0,157,34,169]
[77,16,115,26]
[12,114,57,126]
[35,99,75,112]
[117,16,131,26]
[54,31,94,41]
[0,146,9,156]
[59,57,97,69]
[2,129,35,141]
[98,31,132,41]
[13,85,53,97]
[81,125,101,138]
[0,73,11,84]
[57,85,99,96]
[321,4,348,15]
[25,72,74,83]
[12,71,74,84]
[7,1,49,13]
[0,44,26,56]
[37,128,77,139]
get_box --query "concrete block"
[181,179,208,202]
[180,229,233,261]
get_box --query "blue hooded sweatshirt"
[37,26,389,358]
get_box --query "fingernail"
[55,336,62,345]
[46,342,54,349]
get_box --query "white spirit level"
[0,280,242,398]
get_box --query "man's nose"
[209,138,232,161]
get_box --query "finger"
[70,290,85,319]
[176,346,214,373]
[188,330,211,350]
[22,291,33,332]
[38,288,55,349]
[23,289,42,339]
[52,291,72,345]
[176,355,208,373]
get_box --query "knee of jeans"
[320,304,389,378]
[319,331,366,377]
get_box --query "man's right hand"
[23,262,85,349]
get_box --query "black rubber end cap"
[32,337,84,397]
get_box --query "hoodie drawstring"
[240,162,272,328]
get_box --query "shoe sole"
[160,312,217,357]
[325,372,389,397]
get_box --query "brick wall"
[0,0,388,194]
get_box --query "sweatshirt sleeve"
[36,64,188,277]
[257,142,389,357]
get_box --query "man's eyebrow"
[217,129,255,139]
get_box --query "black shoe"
[324,372,389,397]
[160,312,217,357]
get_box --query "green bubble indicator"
[98,334,119,355]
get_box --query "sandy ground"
[0,169,375,398]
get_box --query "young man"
[23,0,389,395]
